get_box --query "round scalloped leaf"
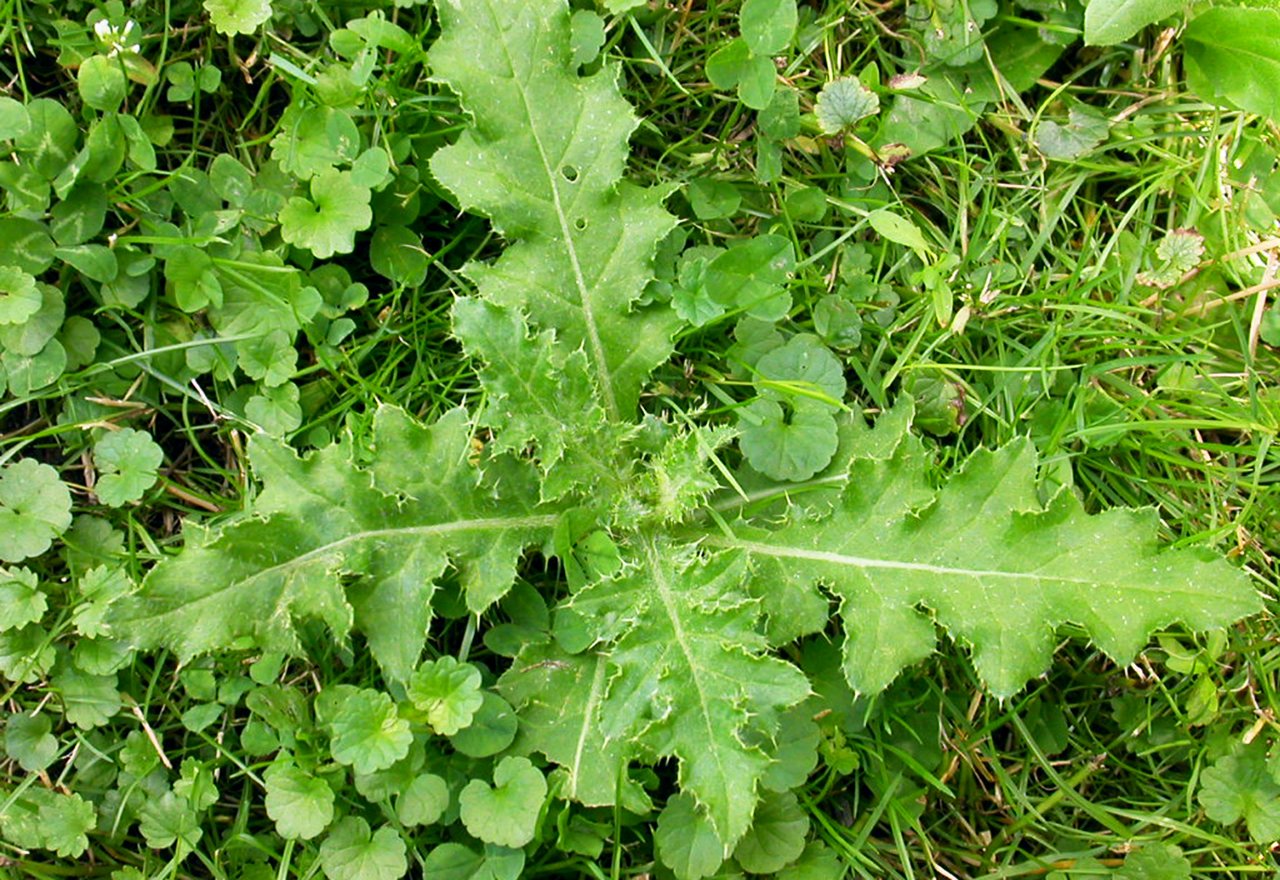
[0,459,72,563]
[731,790,808,874]
[407,656,483,736]
[0,566,45,634]
[4,711,58,772]
[264,760,334,840]
[94,428,164,508]
[0,266,41,325]
[203,0,273,36]
[396,773,449,827]
[815,77,880,134]
[458,756,547,849]
[279,169,372,259]
[739,399,839,482]
[754,333,846,405]
[654,793,724,880]
[1198,740,1280,843]
[319,817,407,880]
[448,691,518,758]
[327,687,412,776]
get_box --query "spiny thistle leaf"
[109,408,553,682]
[712,409,1261,698]
[555,540,811,847]
[429,0,682,422]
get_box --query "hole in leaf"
[574,217,587,231]
[561,165,579,182]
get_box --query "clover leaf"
[94,428,164,507]
[458,756,547,849]
[0,265,41,325]
[1198,739,1280,842]
[204,0,272,36]
[77,55,126,112]
[327,687,412,776]
[407,656,484,736]
[0,459,72,563]
[319,817,407,880]
[0,566,45,632]
[279,169,372,259]
[264,759,334,840]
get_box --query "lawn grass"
[0,0,1277,877]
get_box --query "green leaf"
[109,408,549,682]
[94,428,164,507]
[558,543,810,846]
[867,209,933,260]
[448,691,519,758]
[713,413,1261,697]
[1184,9,1280,122]
[731,790,808,874]
[319,818,407,880]
[705,235,795,321]
[459,755,548,848]
[271,105,361,179]
[4,711,58,771]
[139,790,202,850]
[1034,105,1110,160]
[396,773,449,827]
[499,639,647,810]
[0,566,45,633]
[741,0,797,56]
[815,77,880,134]
[739,399,839,482]
[0,265,42,325]
[1199,739,1280,842]
[1115,844,1191,880]
[0,459,72,563]
[279,169,373,259]
[264,759,334,840]
[0,789,95,858]
[327,687,412,775]
[655,794,725,880]
[421,843,525,880]
[204,0,273,36]
[430,0,681,421]
[1083,0,1181,46]
[777,841,846,880]
[569,9,606,67]
[0,97,30,140]
[370,226,429,287]
[78,55,127,112]
[406,656,483,736]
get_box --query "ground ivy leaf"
[448,690,519,758]
[739,399,839,482]
[754,334,846,405]
[459,755,548,849]
[421,842,525,880]
[110,407,550,682]
[1035,105,1110,161]
[1199,740,1280,842]
[279,169,372,259]
[714,413,1261,697]
[0,566,45,632]
[32,791,94,858]
[430,0,681,420]
[94,428,164,507]
[655,793,725,880]
[0,459,72,563]
[563,542,811,847]
[731,790,808,874]
[406,656,483,736]
[0,265,41,324]
[396,773,449,827]
[271,105,361,179]
[320,817,407,880]
[327,687,412,775]
[139,790,202,850]
[777,840,846,880]
[569,9,605,67]
[204,0,273,36]
[1115,843,1191,880]
[814,77,879,134]
[264,759,334,840]
[4,711,58,771]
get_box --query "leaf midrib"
[489,0,619,420]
